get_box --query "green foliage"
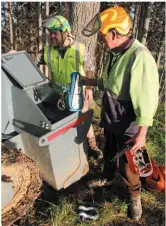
[147,103,165,164]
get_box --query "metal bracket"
[39,113,89,146]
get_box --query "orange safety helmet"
[100,7,132,35]
[82,6,132,37]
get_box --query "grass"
[146,103,165,164]
[16,101,165,226]
[45,198,76,226]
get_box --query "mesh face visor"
[82,13,101,37]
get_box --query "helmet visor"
[82,13,101,37]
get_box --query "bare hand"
[85,88,93,100]
[125,126,148,152]
[125,133,146,152]
[8,50,17,54]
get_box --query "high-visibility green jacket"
[44,41,85,93]
[97,39,159,130]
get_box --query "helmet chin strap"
[59,30,65,47]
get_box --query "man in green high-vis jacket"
[38,15,103,160]
[81,6,159,221]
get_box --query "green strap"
[47,45,52,72]
[75,41,80,72]
[48,45,55,87]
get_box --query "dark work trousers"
[103,128,141,197]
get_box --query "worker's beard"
[48,38,62,47]
[48,32,74,47]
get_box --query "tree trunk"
[159,66,165,103]
[13,3,18,50]
[137,3,145,42]
[141,2,152,45]
[156,40,164,68]
[45,2,49,78]
[1,2,6,53]
[69,2,100,73]
[27,3,35,59]
[37,2,43,73]
[8,2,14,50]
[133,3,141,38]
